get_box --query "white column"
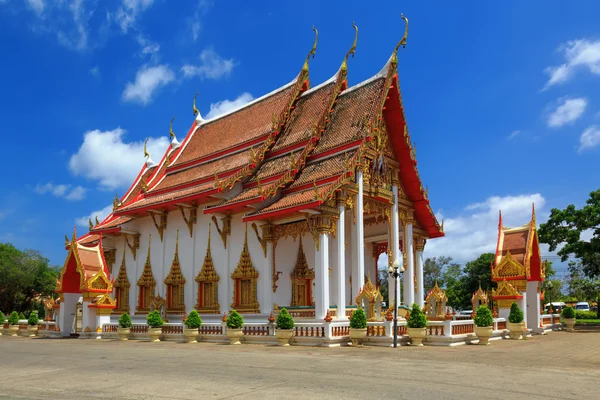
[261,240,274,314]
[353,170,365,300]
[403,222,415,306]
[415,239,425,307]
[337,198,347,319]
[527,281,542,332]
[390,185,401,308]
[315,226,330,320]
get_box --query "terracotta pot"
[27,325,38,337]
[8,325,19,337]
[475,326,493,345]
[226,328,244,345]
[564,318,576,332]
[148,327,162,342]
[507,322,523,340]
[349,328,367,347]
[117,327,131,341]
[183,328,199,343]
[275,329,294,346]
[407,327,427,346]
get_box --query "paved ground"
[1,331,599,400]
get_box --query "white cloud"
[507,130,520,140]
[425,194,546,263]
[76,204,114,228]
[205,92,254,119]
[547,97,587,128]
[34,182,87,201]
[191,21,201,41]
[25,0,45,15]
[544,39,600,89]
[122,65,175,105]
[578,125,600,153]
[89,66,100,78]
[181,48,236,80]
[115,0,154,33]
[69,128,169,190]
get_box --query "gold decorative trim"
[492,250,526,280]
[290,237,315,306]
[211,214,231,249]
[195,224,220,313]
[114,242,131,314]
[103,249,116,274]
[165,230,186,313]
[230,225,259,313]
[125,233,140,261]
[251,222,267,257]
[148,211,167,242]
[136,235,156,313]
[178,204,198,238]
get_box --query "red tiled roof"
[288,151,356,190]
[92,216,132,232]
[246,184,333,218]
[118,182,215,212]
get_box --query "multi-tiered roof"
[81,18,444,241]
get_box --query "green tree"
[538,189,600,278]
[442,262,466,310]
[461,253,495,309]
[567,261,600,318]
[541,260,562,304]
[423,256,459,293]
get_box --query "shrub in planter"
[147,310,164,342]
[507,302,524,340]
[349,308,367,346]
[8,311,19,336]
[407,303,427,346]
[183,310,202,343]
[27,311,39,326]
[18,312,25,320]
[275,308,295,346]
[474,305,494,345]
[0,311,4,336]
[561,306,576,332]
[226,310,244,345]
[117,313,132,341]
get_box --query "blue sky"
[0,1,599,277]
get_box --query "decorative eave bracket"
[125,233,140,261]
[148,210,168,242]
[211,214,232,249]
[178,204,198,238]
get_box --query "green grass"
[576,319,600,325]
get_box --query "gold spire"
[113,194,119,211]
[95,216,100,226]
[165,230,185,285]
[231,224,258,279]
[169,115,176,140]
[196,224,219,283]
[137,234,156,286]
[302,26,318,72]
[143,138,150,159]
[392,13,409,63]
[341,22,359,71]
[115,240,130,288]
[88,218,93,231]
[193,91,199,116]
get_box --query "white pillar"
[526,281,541,332]
[390,186,401,308]
[337,198,347,319]
[261,240,274,314]
[353,170,365,300]
[415,239,425,307]
[403,222,415,306]
[314,220,330,320]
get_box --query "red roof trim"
[203,196,264,215]
[265,139,311,159]
[284,174,342,194]
[114,187,220,216]
[146,168,239,198]
[243,200,322,222]
[307,139,362,162]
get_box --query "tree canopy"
[423,256,458,292]
[538,189,600,278]
[0,243,60,314]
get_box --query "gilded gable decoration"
[231,225,259,313]
[136,235,156,313]
[471,285,488,313]
[103,249,116,274]
[165,230,186,313]
[493,251,526,279]
[492,279,523,308]
[114,245,130,314]
[196,224,220,313]
[424,282,447,320]
[355,277,383,322]
[290,236,314,307]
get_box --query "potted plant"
[117,313,132,341]
[226,310,244,345]
[27,311,39,337]
[183,310,202,343]
[275,308,295,346]
[561,306,576,332]
[8,311,20,336]
[406,303,428,346]
[474,305,494,345]
[0,311,5,336]
[507,302,524,340]
[146,310,164,342]
[349,308,367,346]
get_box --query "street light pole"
[389,258,404,348]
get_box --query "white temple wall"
[363,220,387,239]
[344,210,353,306]
[163,212,195,312]
[526,281,541,330]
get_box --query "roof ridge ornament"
[302,26,318,72]
[341,22,359,71]
[392,14,409,64]
[169,115,181,149]
[143,138,156,168]
[193,91,206,124]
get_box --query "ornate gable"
[492,251,526,281]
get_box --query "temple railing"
[450,320,474,335]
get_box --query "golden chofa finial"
[341,22,359,71]
[392,14,409,63]
[302,26,319,72]
[193,91,199,116]
[169,115,176,140]
[143,138,150,159]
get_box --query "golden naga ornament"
[302,26,318,72]
[143,138,150,159]
[169,115,176,140]
[392,14,409,63]
[193,91,200,116]
[341,22,359,71]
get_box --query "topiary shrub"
[8,311,19,325]
[276,308,295,330]
[226,310,244,329]
[561,306,575,319]
[575,310,596,320]
[118,313,132,328]
[350,308,367,329]
[0,311,5,324]
[146,310,164,328]
[407,303,427,328]
[474,305,494,327]
[508,302,524,324]
[18,312,25,320]
[27,311,39,326]
[184,310,202,329]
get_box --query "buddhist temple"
[54,17,446,339]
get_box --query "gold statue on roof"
[392,14,409,62]
[169,116,176,140]
[113,194,119,211]
[143,138,150,159]
[193,91,200,116]
[341,22,359,71]
[302,26,318,72]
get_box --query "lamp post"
[388,258,405,348]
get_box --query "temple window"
[113,246,130,313]
[290,237,314,307]
[164,230,186,314]
[230,225,259,313]
[136,235,156,313]
[195,224,220,313]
